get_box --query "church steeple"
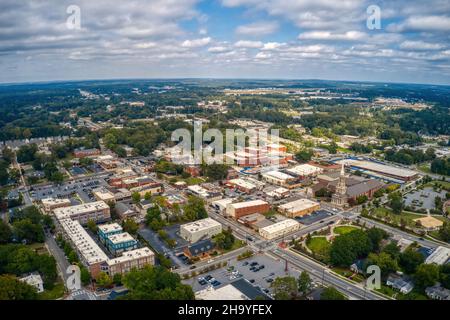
[332,162,348,207]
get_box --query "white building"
[41,198,71,213]
[259,219,300,240]
[211,198,234,213]
[285,164,323,177]
[425,246,450,265]
[180,218,223,243]
[278,198,320,218]
[261,170,296,187]
[195,284,248,300]
[92,188,116,203]
[53,201,110,225]
[19,273,44,293]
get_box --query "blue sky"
[0,0,449,84]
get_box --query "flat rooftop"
[336,159,417,178]
[107,247,154,266]
[181,218,222,233]
[229,178,256,189]
[286,164,323,176]
[228,199,268,209]
[98,223,123,234]
[259,219,299,234]
[262,170,295,181]
[279,198,320,213]
[107,232,136,245]
[42,198,71,205]
[54,201,109,219]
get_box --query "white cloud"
[236,21,278,36]
[298,30,366,41]
[262,42,286,50]
[388,15,450,32]
[400,40,445,51]
[234,40,263,48]
[208,46,230,53]
[181,37,211,48]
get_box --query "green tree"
[113,273,123,286]
[382,242,401,260]
[96,272,113,288]
[298,271,312,296]
[271,276,298,300]
[320,287,347,300]
[86,219,98,234]
[367,252,399,276]
[12,219,44,244]
[399,248,425,274]
[122,219,139,235]
[295,149,313,163]
[0,275,38,300]
[213,228,235,251]
[329,230,372,267]
[389,192,404,215]
[0,220,12,244]
[121,266,194,300]
[438,222,450,243]
[183,196,207,221]
[131,192,141,204]
[414,263,440,289]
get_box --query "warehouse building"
[180,217,222,243]
[259,219,300,240]
[226,200,270,219]
[278,198,320,218]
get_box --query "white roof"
[229,178,256,190]
[259,219,299,234]
[279,198,320,213]
[92,188,115,200]
[59,218,109,265]
[107,232,136,245]
[425,246,450,265]
[107,247,154,266]
[54,201,109,220]
[336,159,417,178]
[262,170,295,181]
[42,198,71,206]
[19,273,43,286]
[98,223,122,234]
[212,198,234,209]
[286,164,323,176]
[195,285,248,300]
[181,218,222,233]
[187,185,210,197]
[228,200,268,210]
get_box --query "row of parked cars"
[198,274,221,287]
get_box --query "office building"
[180,218,222,243]
[278,198,320,218]
[226,200,270,219]
[259,219,300,240]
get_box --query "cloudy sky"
[1,0,450,84]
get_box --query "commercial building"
[53,201,110,225]
[227,178,257,193]
[259,219,300,240]
[41,198,71,213]
[211,198,234,213]
[226,200,270,219]
[261,170,297,188]
[278,198,320,218]
[98,223,123,244]
[180,218,222,243]
[186,185,222,202]
[237,213,266,229]
[107,247,155,277]
[264,187,290,199]
[425,246,450,265]
[105,232,139,256]
[286,164,323,178]
[336,159,419,182]
[184,239,215,259]
[92,187,116,203]
[130,182,164,197]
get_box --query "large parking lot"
[29,176,109,203]
[183,253,303,298]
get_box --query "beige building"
[261,170,296,187]
[259,219,300,240]
[278,198,320,218]
[107,247,155,277]
[53,201,110,225]
[180,218,223,243]
[41,198,71,213]
[92,188,116,203]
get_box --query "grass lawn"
[306,237,330,254]
[418,164,431,174]
[331,267,365,283]
[371,207,448,229]
[184,177,205,185]
[333,226,359,235]
[38,282,66,300]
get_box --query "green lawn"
[306,237,330,254]
[184,177,205,185]
[371,207,448,229]
[333,226,359,235]
[38,282,66,300]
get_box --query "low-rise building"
[227,178,256,194]
[211,198,234,213]
[425,246,450,265]
[19,273,44,293]
[261,170,298,188]
[74,148,101,158]
[41,198,71,213]
[425,284,450,300]
[180,218,222,243]
[226,200,270,219]
[259,219,300,240]
[92,187,116,203]
[278,198,320,218]
[105,232,138,256]
[107,247,155,277]
[286,164,323,178]
[386,274,414,294]
[115,202,137,220]
[186,185,222,202]
[98,223,123,244]
[130,182,164,197]
[53,201,110,225]
[184,239,215,259]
